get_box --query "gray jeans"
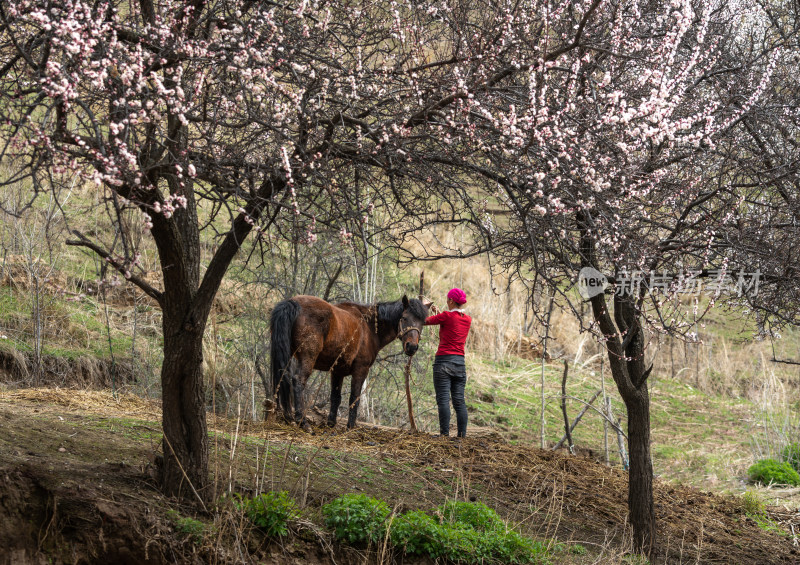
[432,355,468,437]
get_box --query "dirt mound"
[0,388,169,564]
[0,348,139,389]
[229,422,800,564]
[1,388,798,564]
[0,392,339,565]
[0,463,169,565]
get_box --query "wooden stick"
[404,270,425,432]
[609,402,629,470]
[541,290,555,449]
[553,388,602,450]
[560,360,574,454]
[601,355,609,464]
[405,357,417,431]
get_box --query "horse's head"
[398,295,429,356]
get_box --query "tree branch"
[189,176,284,327]
[65,230,164,305]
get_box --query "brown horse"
[270,295,429,429]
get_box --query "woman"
[424,288,472,437]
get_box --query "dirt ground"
[0,388,798,564]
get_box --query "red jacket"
[425,310,472,356]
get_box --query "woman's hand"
[428,303,440,315]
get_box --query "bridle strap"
[397,324,421,340]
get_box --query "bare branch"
[65,230,164,305]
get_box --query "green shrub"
[241,491,297,537]
[322,493,390,545]
[166,510,205,543]
[389,510,448,558]
[389,512,493,562]
[389,504,547,564]
[442,526,492,563]
[436,501,546,563]
[748,458,800,486]
[782,443,800,472]
[492,530,547,564]
[439,500,546,563]
[323,496,549,564]
[438,500,506,532]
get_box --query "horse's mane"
[376,298,427,325]
[338,297,427,334]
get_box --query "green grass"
[80,415,163,441]
[166,510,207,543]
[466,355,627,456]
[740,491,789,536]
[0,283,158,362]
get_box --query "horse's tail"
[270,299,301,416]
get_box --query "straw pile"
[0,387,160,418]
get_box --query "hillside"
[2,195,800,563]
[1,388,798,565]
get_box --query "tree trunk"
[151,176,276,501]
[623,382,655,555]
[584,259,655,556]
[160,309,209,502]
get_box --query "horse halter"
[397,321,421,340]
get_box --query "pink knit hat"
[447,288,467,305]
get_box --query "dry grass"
[0,386,160,417]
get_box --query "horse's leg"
[293,356,316,431]
[280,357,298,424]
[327,372,344,427]
[346,367,369,429]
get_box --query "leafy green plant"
[494,531,547,564]
[241,491,297,537]
[166,509,206,543]
[389,512,489,562]
[440,500,547,563]
[322,493,390,545]
[438,500,506,532]
[322,496,549,563]
[747,458,800,486]
[782,443,800,472]
[389,510,448,558]
[387,503,547,564]
[569,543,588,555]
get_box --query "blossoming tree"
[0,0,459,501]
[0,0,786,556]
[718,2,800,332]
[385,0,782,555]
